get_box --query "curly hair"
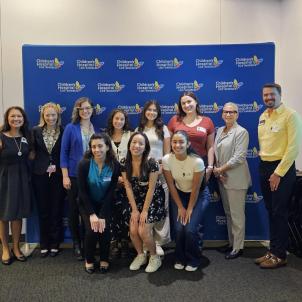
[84,132,117,169]
[71,97,94,124]
[106,108,131,137]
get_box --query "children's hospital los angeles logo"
[196,56,223,69]
[117,104,142,115]
[57,81,85,93]
[36,57,64,69]
[235,55,263,68]
[117,58,144,70]
[156,57,183,69]
[77,58,104,70]
[200,102,223,114]
[97,81,125,93]
[176,80,203,92]
[237,100,263,113]
[216,79,244,91]
[137,81,164,93]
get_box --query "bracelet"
[207,165,214,169]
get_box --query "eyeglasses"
[222,110,237,115]
[78,106,93,111]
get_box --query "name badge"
[271,125,280,132]
[197,126,206,133]
[103,177,112,182]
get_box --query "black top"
[31,126,63,175]
[77,158,120,219]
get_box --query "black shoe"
[99,262,109,274]
[11,249,27,262]
[225,249,243,260]
[85,265,95,274]
[40,250,49,258]
[109,240,120,260]
[1,257,13,265]
[50,249,59,257]
[218,244,232,254]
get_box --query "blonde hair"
[71,97,94,124]
[38,102,62,128]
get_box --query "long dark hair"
[171,130,206,190]
[171,130,200,157]
[177,91,201,120]
[124,132,151,181]
[106,108,131,137]
[137,100,164,140]
[1,106,31,141]
[84,133,117,169]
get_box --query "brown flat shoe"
[254,251,272,265]
[260,255,287,269]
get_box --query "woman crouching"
[77,133,120,274]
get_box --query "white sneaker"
[129,253,147,271]
[156,244,165,256]
[145,255,162,273]
[185,265,198,272]
[174,263,185,270]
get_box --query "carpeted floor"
[1,247,302,302]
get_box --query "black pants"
[33,173,65,250]
[81,212,110,264]
[259,160,296,259]
[67,177,83,244]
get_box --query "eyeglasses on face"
[222,110,237,115]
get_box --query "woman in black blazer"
[32,102,65,257]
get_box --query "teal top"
[88,159,113,204]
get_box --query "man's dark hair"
[263,83,282,96]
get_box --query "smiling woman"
[0,106,32,265]
[77,133,120,274]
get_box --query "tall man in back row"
[256,83,302,269]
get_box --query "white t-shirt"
[162,153,205,192]
[110,131,131,162]
[135,125,170,160]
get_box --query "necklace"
[13,137,22,156]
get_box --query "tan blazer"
[214,122,252,190]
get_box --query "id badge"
[47,164,56,176]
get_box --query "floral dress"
[120,158,166,223]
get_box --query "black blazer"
[77,158,120,219]
[31,126,63,175]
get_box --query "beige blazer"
[214,122,251,190]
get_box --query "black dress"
[120,158,166,223]
[0,133,31,220]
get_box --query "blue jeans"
[171,187,210,267]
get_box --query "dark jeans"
[81,212,110,264]
[32,173,65,250]
[259,160,296,259]
[171,187,210,267]
[67,177,83,245]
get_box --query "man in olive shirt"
[256,83,302,269]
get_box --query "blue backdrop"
[22,43,274,243]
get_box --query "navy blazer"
[31,126,63,175]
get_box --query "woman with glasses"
[60,97,95,260]
[213,102,251,259]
